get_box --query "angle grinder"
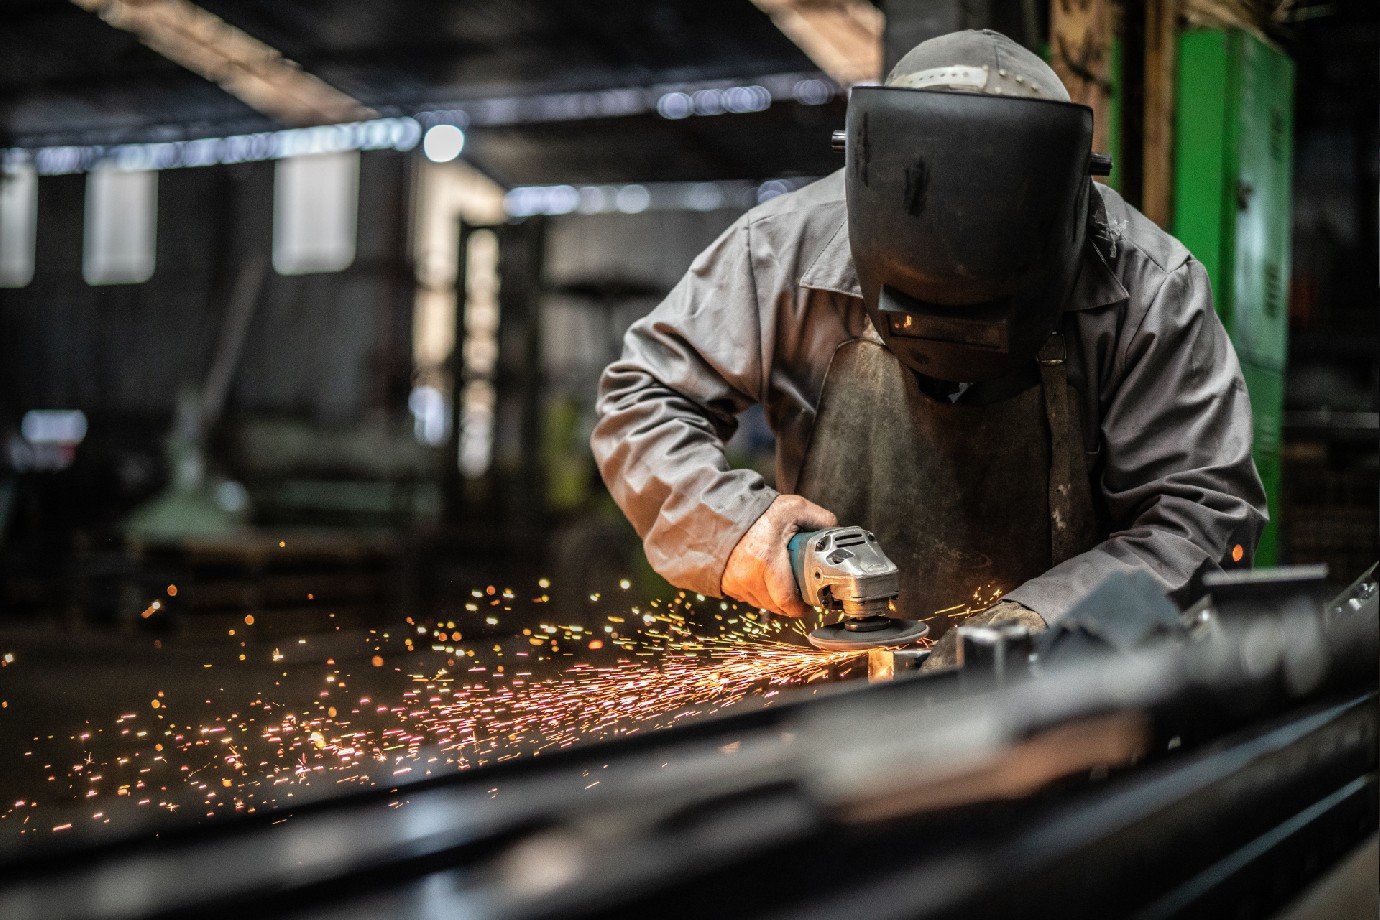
[788,525,929,651]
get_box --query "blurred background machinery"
[0,0,1374,639]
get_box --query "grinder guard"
[844,87,1097,382]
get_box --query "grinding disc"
[808,618,929,651]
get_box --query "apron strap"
[1037,332,1097,565]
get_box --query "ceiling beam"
[748,0,884,85]
[68,0,375,126]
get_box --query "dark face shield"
[843,86,1104,382]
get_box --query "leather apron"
[795,332,1101,639]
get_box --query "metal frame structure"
[2,565,1373,919]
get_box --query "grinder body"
[789,526,928,651]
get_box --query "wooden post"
[1050,0,1116,165]
[1142,0,1178,227]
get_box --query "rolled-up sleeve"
[1008,257,1268,619]
[591,218,778,596]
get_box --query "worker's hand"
[920,599,1047,670]
[721,495,837,617]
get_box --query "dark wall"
[1285,3,1378,383]
[0,151,416,427]
[542,206,742,404]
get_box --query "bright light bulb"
[422,124,465,163]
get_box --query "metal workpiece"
[866,646,930,681]
[1328,563,1378,622]
[1185,566,1375,649]
[802,587,1379,824]
[1,566,1374,920]
[1202,564,1332,622]
[955,622,1035,680]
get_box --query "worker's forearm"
[1008,459,1264,621]
[591,212,782,596]
[592,366,776,597]
[1006,526,1232,622]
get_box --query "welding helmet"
[839,32,1109,382]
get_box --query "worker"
[591,29,1267,666]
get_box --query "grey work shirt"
[591,171,1267,622]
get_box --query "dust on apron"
[795,332,1101,639]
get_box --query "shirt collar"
[797,217,860,298]
[1068,239,1130,311]
[797,215,1129,312]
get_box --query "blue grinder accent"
[788,529,822,598]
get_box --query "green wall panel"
[1231,35,1294,371]
[1173,28,1294,566]
[1174,29,1234,308]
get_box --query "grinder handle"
[788,529,824,604]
